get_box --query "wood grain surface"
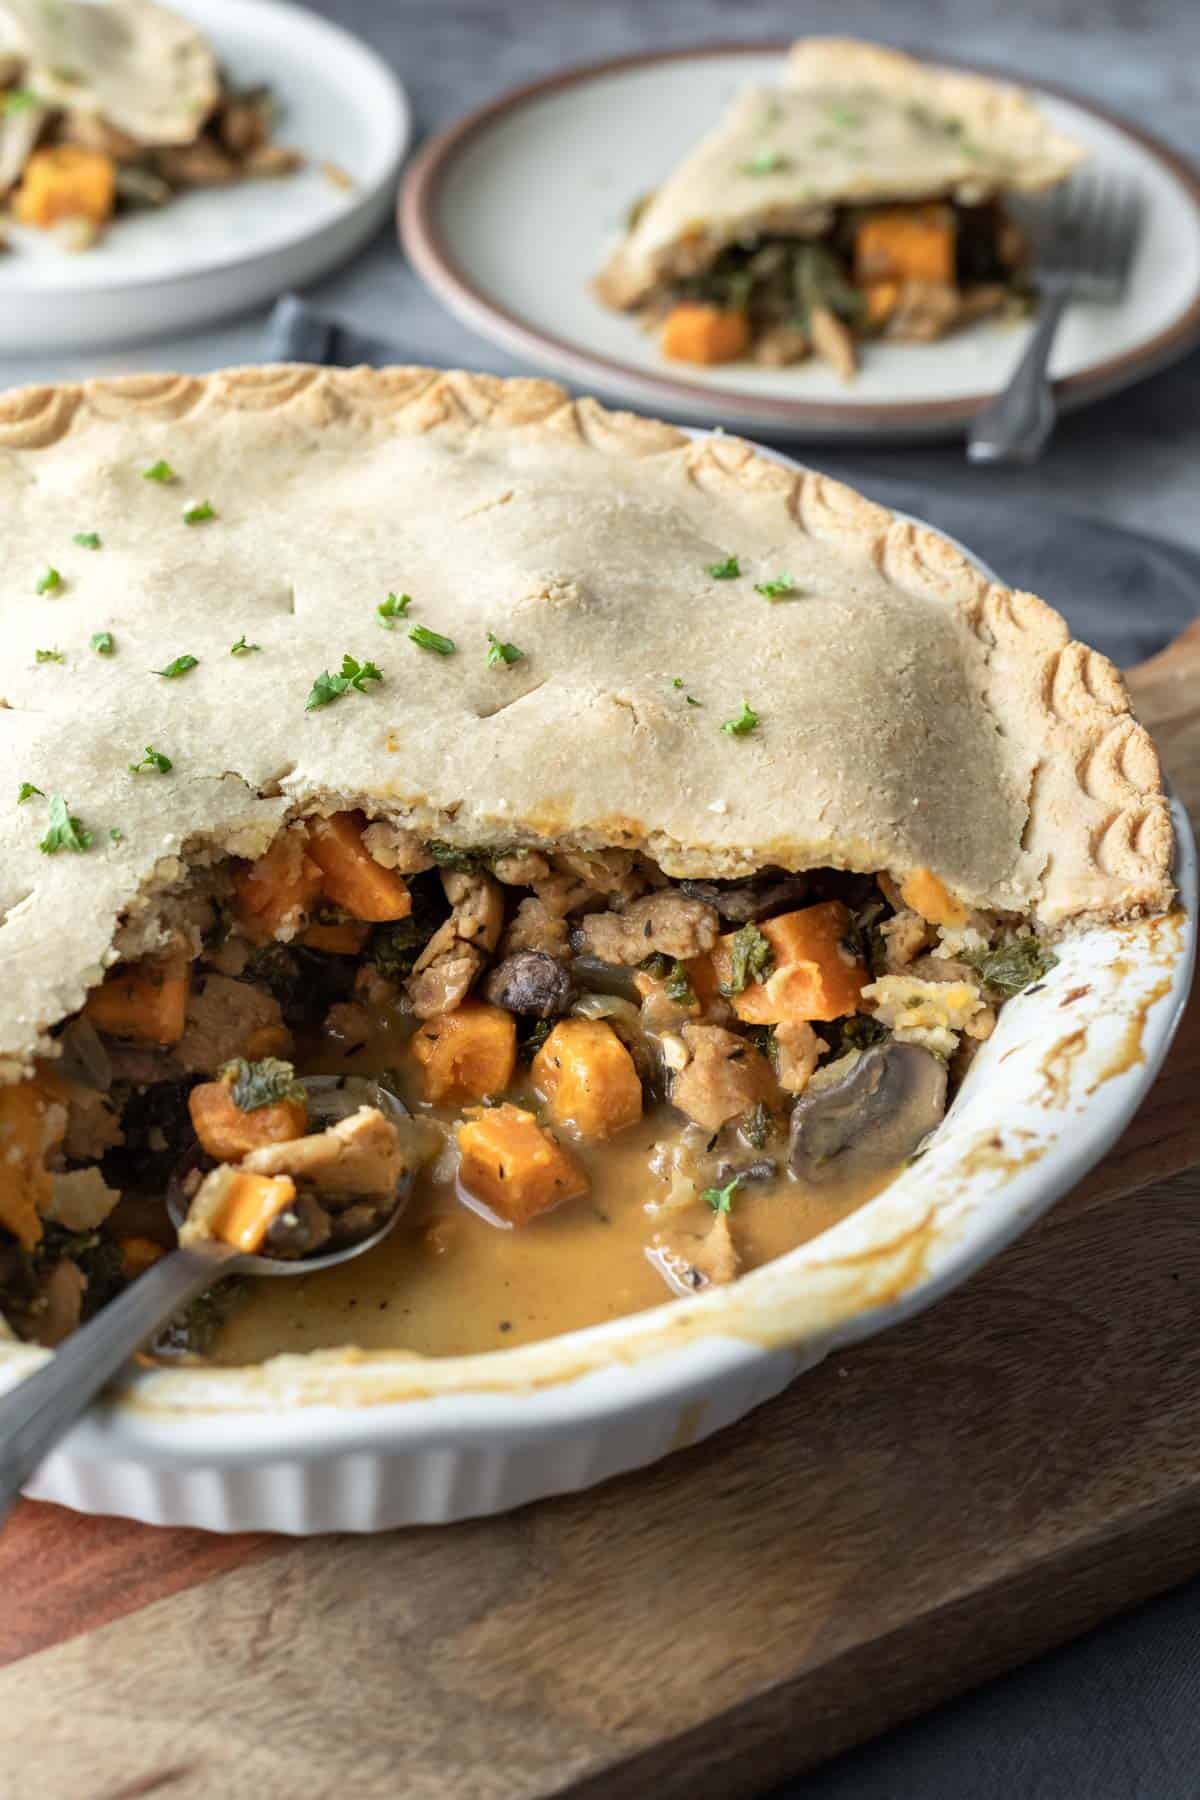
[0,628,1195,1800]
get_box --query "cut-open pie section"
[596,39,1086,376]
[0,364,1171,1360]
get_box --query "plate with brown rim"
[399,43,1200,442]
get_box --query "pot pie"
[0,0,302,253]
[0,365,1171,1361]
[596,39,1086,378]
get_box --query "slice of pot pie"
[0,0,301,252]
[0,366,1171,1357]
[596,38,1085,376]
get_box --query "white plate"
[400,46,1200,441]
[0,431,1192,1533]
[0,0,410,350]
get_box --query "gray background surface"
[5,3,1199,1794]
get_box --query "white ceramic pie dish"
[0,450,1192,1533]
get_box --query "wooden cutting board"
[0,627,1196,1800]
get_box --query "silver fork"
[967,174,1142,465]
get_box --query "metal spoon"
[0,1075,414,1518]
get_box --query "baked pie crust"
[0,363,1172,1079]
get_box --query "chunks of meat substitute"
[571,892,719,966]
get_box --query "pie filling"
[0,808,1059,1360]
[625,198,1029,375]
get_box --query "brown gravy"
[210,1016,892,1365]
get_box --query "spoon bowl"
[166,1072,415,1277]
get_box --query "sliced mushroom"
[680,870,808,923]
[483,951,574,1019]
[788,1042,946,1184]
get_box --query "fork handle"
[0,1246,232,1521]
[967,290,1071,465]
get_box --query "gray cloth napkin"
[265,294,1200,669]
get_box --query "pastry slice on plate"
[596,38,1086,377]
[0,0,301,250]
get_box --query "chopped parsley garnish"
[230,635,261,656]
[409,624,456,657]
[664,960,697,1006]
[34,648,64,663]
[221,1056,303,1112]
[486,632,523,668]
[142,459,177,484]
[182,500,216,525]
[828,102,864,128]
[17,782,43,804]
[38,793,91,855]
[707,555,741,579]
[720,922,774,995]
[305,653,384,710]
[376,592,412,629]
[740,147,790,176]
[109,827,124,844]
[702,1175,741,1214]
[965,935,1059,999]
[754,573,799,599]
[721,699,759,737]
[153,653,199,679]
[671,678,702,705]
[128,745,172,775]
[3,89,42,114]
[35,567,62,595]
[73,531,101,549]
[90,631,114,655]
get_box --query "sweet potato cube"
[411,1001,517,1104]
[15,146,116,229]
[84,949,191,1044]
[188,1078,309,1164]
[181,1165,297,1254]
[457,1103,589,1225]
[855,204,956,286]
[863,280,900,328]
[899,866,968,928]
[234,829,323,942]
[300,919,370,955]
[531,1017,643,1138]
[307,812,412,922]
[661,303,750,365]
[0,1080,65,1250]
[711,901,867,1024]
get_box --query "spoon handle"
[0,1246,232,1520]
